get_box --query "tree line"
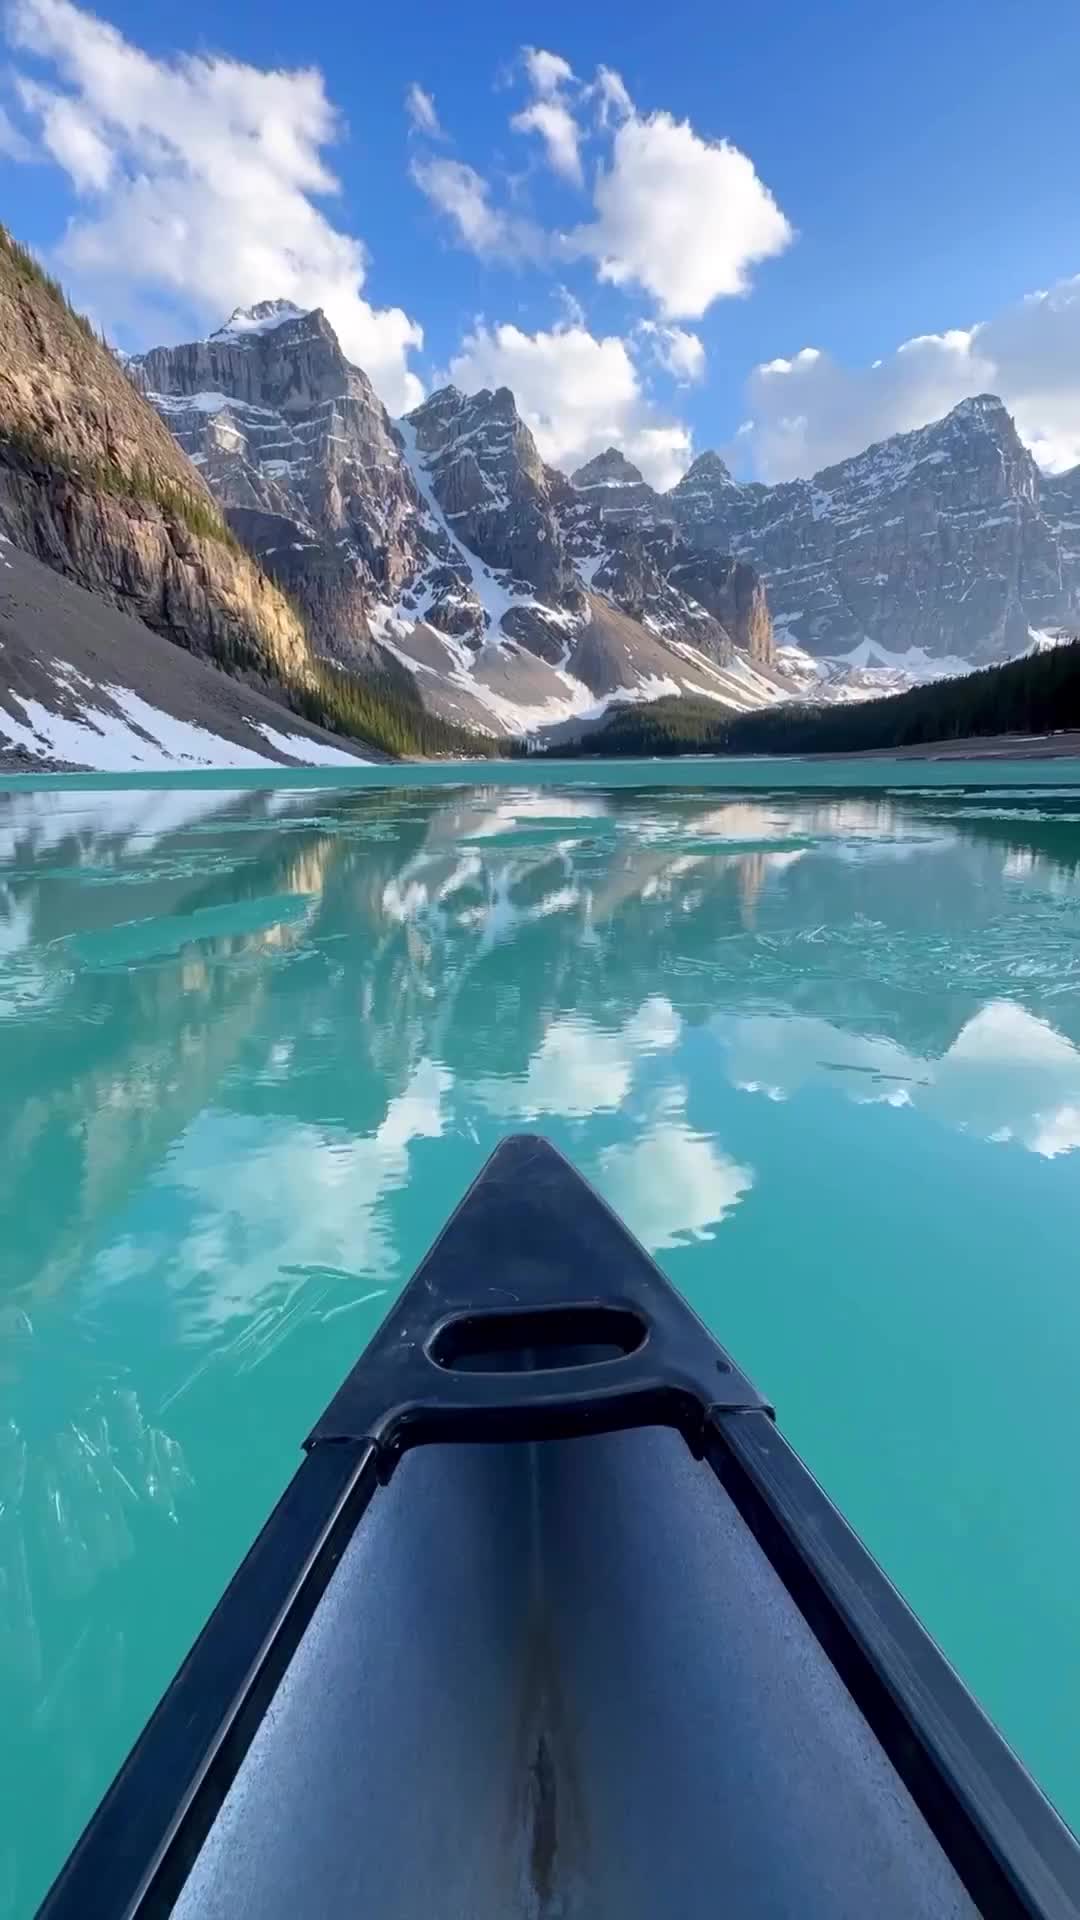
[292,663,507,760]
[554,641,1080,758]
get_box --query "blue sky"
[3,0,1079,485]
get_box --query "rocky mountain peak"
[672,450,737,493]
[930,394,1037,496]
[811,389,1038,517]
[132,302,356,421]
[944,393,1013,429]
[568,448,657,521]
[573,448,647,490]
[401,383,575,612]
[405,383,536,464]
[210,299,311,340]
[666,454,741,545]
[132,303,421,668]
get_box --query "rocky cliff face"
[0,239,314,694]
[557,450,775,667]
[130,301,421,669]
[398,385,584,663]
[667,398,1080,662]
[1041,463,1080,606]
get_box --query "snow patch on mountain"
[210,300,309,340]
[0,673,369,770]
[1026,626,1076,654]
[776,638,983,704]
[393,413,572,646]
[835,639,974,678]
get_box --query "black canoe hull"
[36,1136,1080,1919]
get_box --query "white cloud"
[405,82,442,139]
[511,98,582,185]
[639,320,706,384]
[592,65,632,127]
[0,99,34,159]
[414,53,789,326]
[6,0,424,410]
[522,47,576,96]
[449,318,692,487]
[511,46,582,184]
[14,71,111,186]
[977,278,1080,472]
[479,1020,633,1119]
[568,107,792,320]
[411,155,544,261]
[739,275,1080,481]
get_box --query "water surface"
[3,765,1080,1912]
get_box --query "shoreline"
[833,731,1080,762]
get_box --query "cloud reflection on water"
[4,775,1080,1909]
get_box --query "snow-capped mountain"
[134,304,784,737]
[135,301,1080,734]
[665,397,1080,663]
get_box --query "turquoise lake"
[2,760,1080,1912]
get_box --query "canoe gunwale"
[710,1409,1080,1920]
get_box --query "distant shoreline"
[833,731,1080,761]
[6,729,1080,777]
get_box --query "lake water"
[3,762,1080,1913]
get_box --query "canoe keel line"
[37,1135,1080,1919]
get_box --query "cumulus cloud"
[405,82,442,139]
[410,155,544,262]
[414,48,790,323]
[5,0,424,410]
[511,45,582,184]
[740,275,1080,481]
[568,103,792,319]
[449,318,693,487]
[639,320,706,384]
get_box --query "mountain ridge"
[7,233,1077,769]
[135,300,784,736]
[664,394,1080,661]
[140,293,1080,726]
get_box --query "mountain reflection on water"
[2,774,1080,1912]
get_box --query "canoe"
[38,1135,1080,1918]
